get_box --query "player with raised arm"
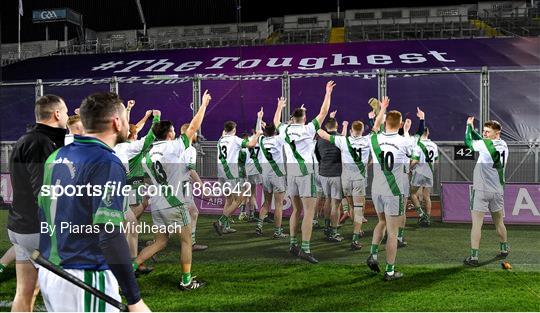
[274,81,336,264]
[366,96,413,280]
[114,104,161,275]
[463,117,509,266]
[214,111,263,235]
[179,123,208,251]
[135,90,212,290]
[410,127,439,227]
[255,101,289,238]
[317,118,371,251]
[37,92,150,311]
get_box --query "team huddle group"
[3,80,511,312]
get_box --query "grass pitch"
[1,211,539,311]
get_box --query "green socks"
[470,248,479,260]
[301,240,311,253]
[414,206,426,218]
[218,215,228,224]
[352,233,360,242]
[370,244,379,260]
[0,264,5,273]
[274,227,283,235]
[500,242,509,252]
[385,263,395,274]
[398,227,405,241]
[182,272,192,285]
[324,219,331,229]
[290,237,298,247]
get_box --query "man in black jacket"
[8,94,68,311]
[315,116,344,243]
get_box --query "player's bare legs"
[12,261,38,312]
[255,191,272,235]
[350,195,364,250]
[385,214,401,266]
[273,192,286,235]
[189,203,207,251]
[467,210,485,264]
[327,198,343,241]
[368,212,387,272]
[135,232,169,267]
[0,246,15,272]
[411,186,429,226]
[491,211,509,258]
[124,209,139,259]
[422,187,432,216]
[289,196,302,243]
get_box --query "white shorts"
[411,171,433,188]
[314,167,323,194]
[247,174,262,186]
[152,206,191,231]
[470,189,504,214]
[262,175,286,193]
[8,230,39,261]
[39,267,121,312]
[342,177,366,197]
[319,176,343,200]
[287,174,316,198]
[372,194,405,216]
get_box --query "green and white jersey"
[217,135,248,179]
[278,119,320,177]
[245,135,263,176]
[369,131,413,196]
[179,146,197,182]
[411,139,439,178]
[330,134,370,180]
[257,135,286,177]
[114,115,160,180]
[142,138,190,210]
[465,125,508,193]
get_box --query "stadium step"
[329,27,345,43]
[470,19,502,37]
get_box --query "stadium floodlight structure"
[135,0,147,37]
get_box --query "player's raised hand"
[380,96,390,110]
[74,108,80,115]
[277,97,287,108]
[329,110,337,118]
[202,90,211,106]
[145,110,152,116]
[326,81,336,94]
[416,107,425,120]
[127,100,136,110]
[257,107,264,118]
[261,120,267,128]
[300,104,306,111]
[342,120,349,126]
[152,110,161,117]
[404,118,412,133]
[368,111,375,119]
[467,116,475,125]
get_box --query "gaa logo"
[40,10,58,19]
